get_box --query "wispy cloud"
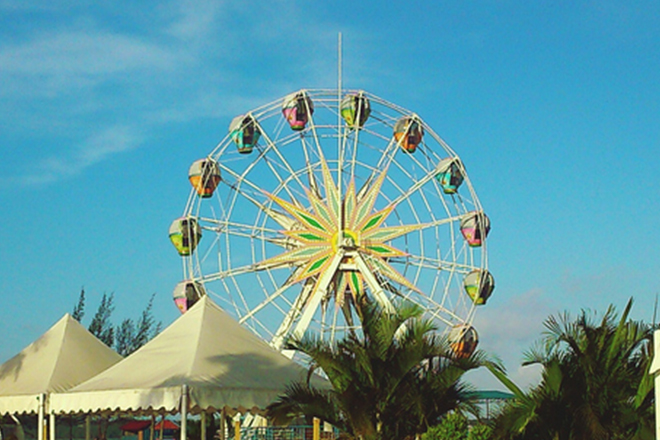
[0,124,142,187]
[0,31,181,98]
[0,1,356,188]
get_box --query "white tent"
[50,296,321,417]
[0,314,122,416]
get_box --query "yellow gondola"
[340,93,371,128]
[463,269,495,305]
[168,217,202,256]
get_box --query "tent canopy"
[51,296,324,416]
[0,314,122,415]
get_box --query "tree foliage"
[421,413,492,440]
[491,298,656,440]
[467,423,493,440]
[88,292,115,347]
[114,293,161,356]
[267,300,500,440]
[72,289,161,356]
[72,288,85,322]
[421,412,468,440]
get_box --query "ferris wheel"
[169,89,494,358]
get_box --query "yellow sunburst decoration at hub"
[256,155,425,307]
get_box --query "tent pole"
[180,385,188,440]
[85,415,91,440]
[150,415,155,440]
[234,419,240,440]
[38,394,45,440]
[49,412,56,440]
[201,412,206,440]
[159,415,164,440]
[220,409,226,440]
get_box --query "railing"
[228,426,336,440]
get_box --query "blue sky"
[1,1,659,390]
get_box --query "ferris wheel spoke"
[271,277,316,351]
[290,251,344,341]
[238,278,294,326]
[200,263,268,283]
[220,166,298,230]
[305,100,326,160]
[351,252,396,313]
[306,105,345,232]
[257,122,311,200]
[348,127,360,186]
[196,217,281,236]
[301,137,323,199]
[388,167,439,208]
[425,304,467,327]
[390,253,476,273]
[357,137,399,200]
[253,136,309,206]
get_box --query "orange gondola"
[188,159,221,198]
[449,325,479,358]
[393,116,424,153]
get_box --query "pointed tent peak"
[181,294,295,357]
[0,312,122,406]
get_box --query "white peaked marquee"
[50,295,323,416]
[0,314,122,415]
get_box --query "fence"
[230,426,336,440]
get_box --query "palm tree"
[490,298,656,440]
[267,300,498,440]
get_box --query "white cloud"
[165,0,225,43]
[0,31,181,99]
[0,124,142,187]
[470,288,558,390]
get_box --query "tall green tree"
[88,292,115,347]
[267,300,499,440]
[491,298,655,440]
[72,287,85,322]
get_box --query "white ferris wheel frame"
[177,89,489,354]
